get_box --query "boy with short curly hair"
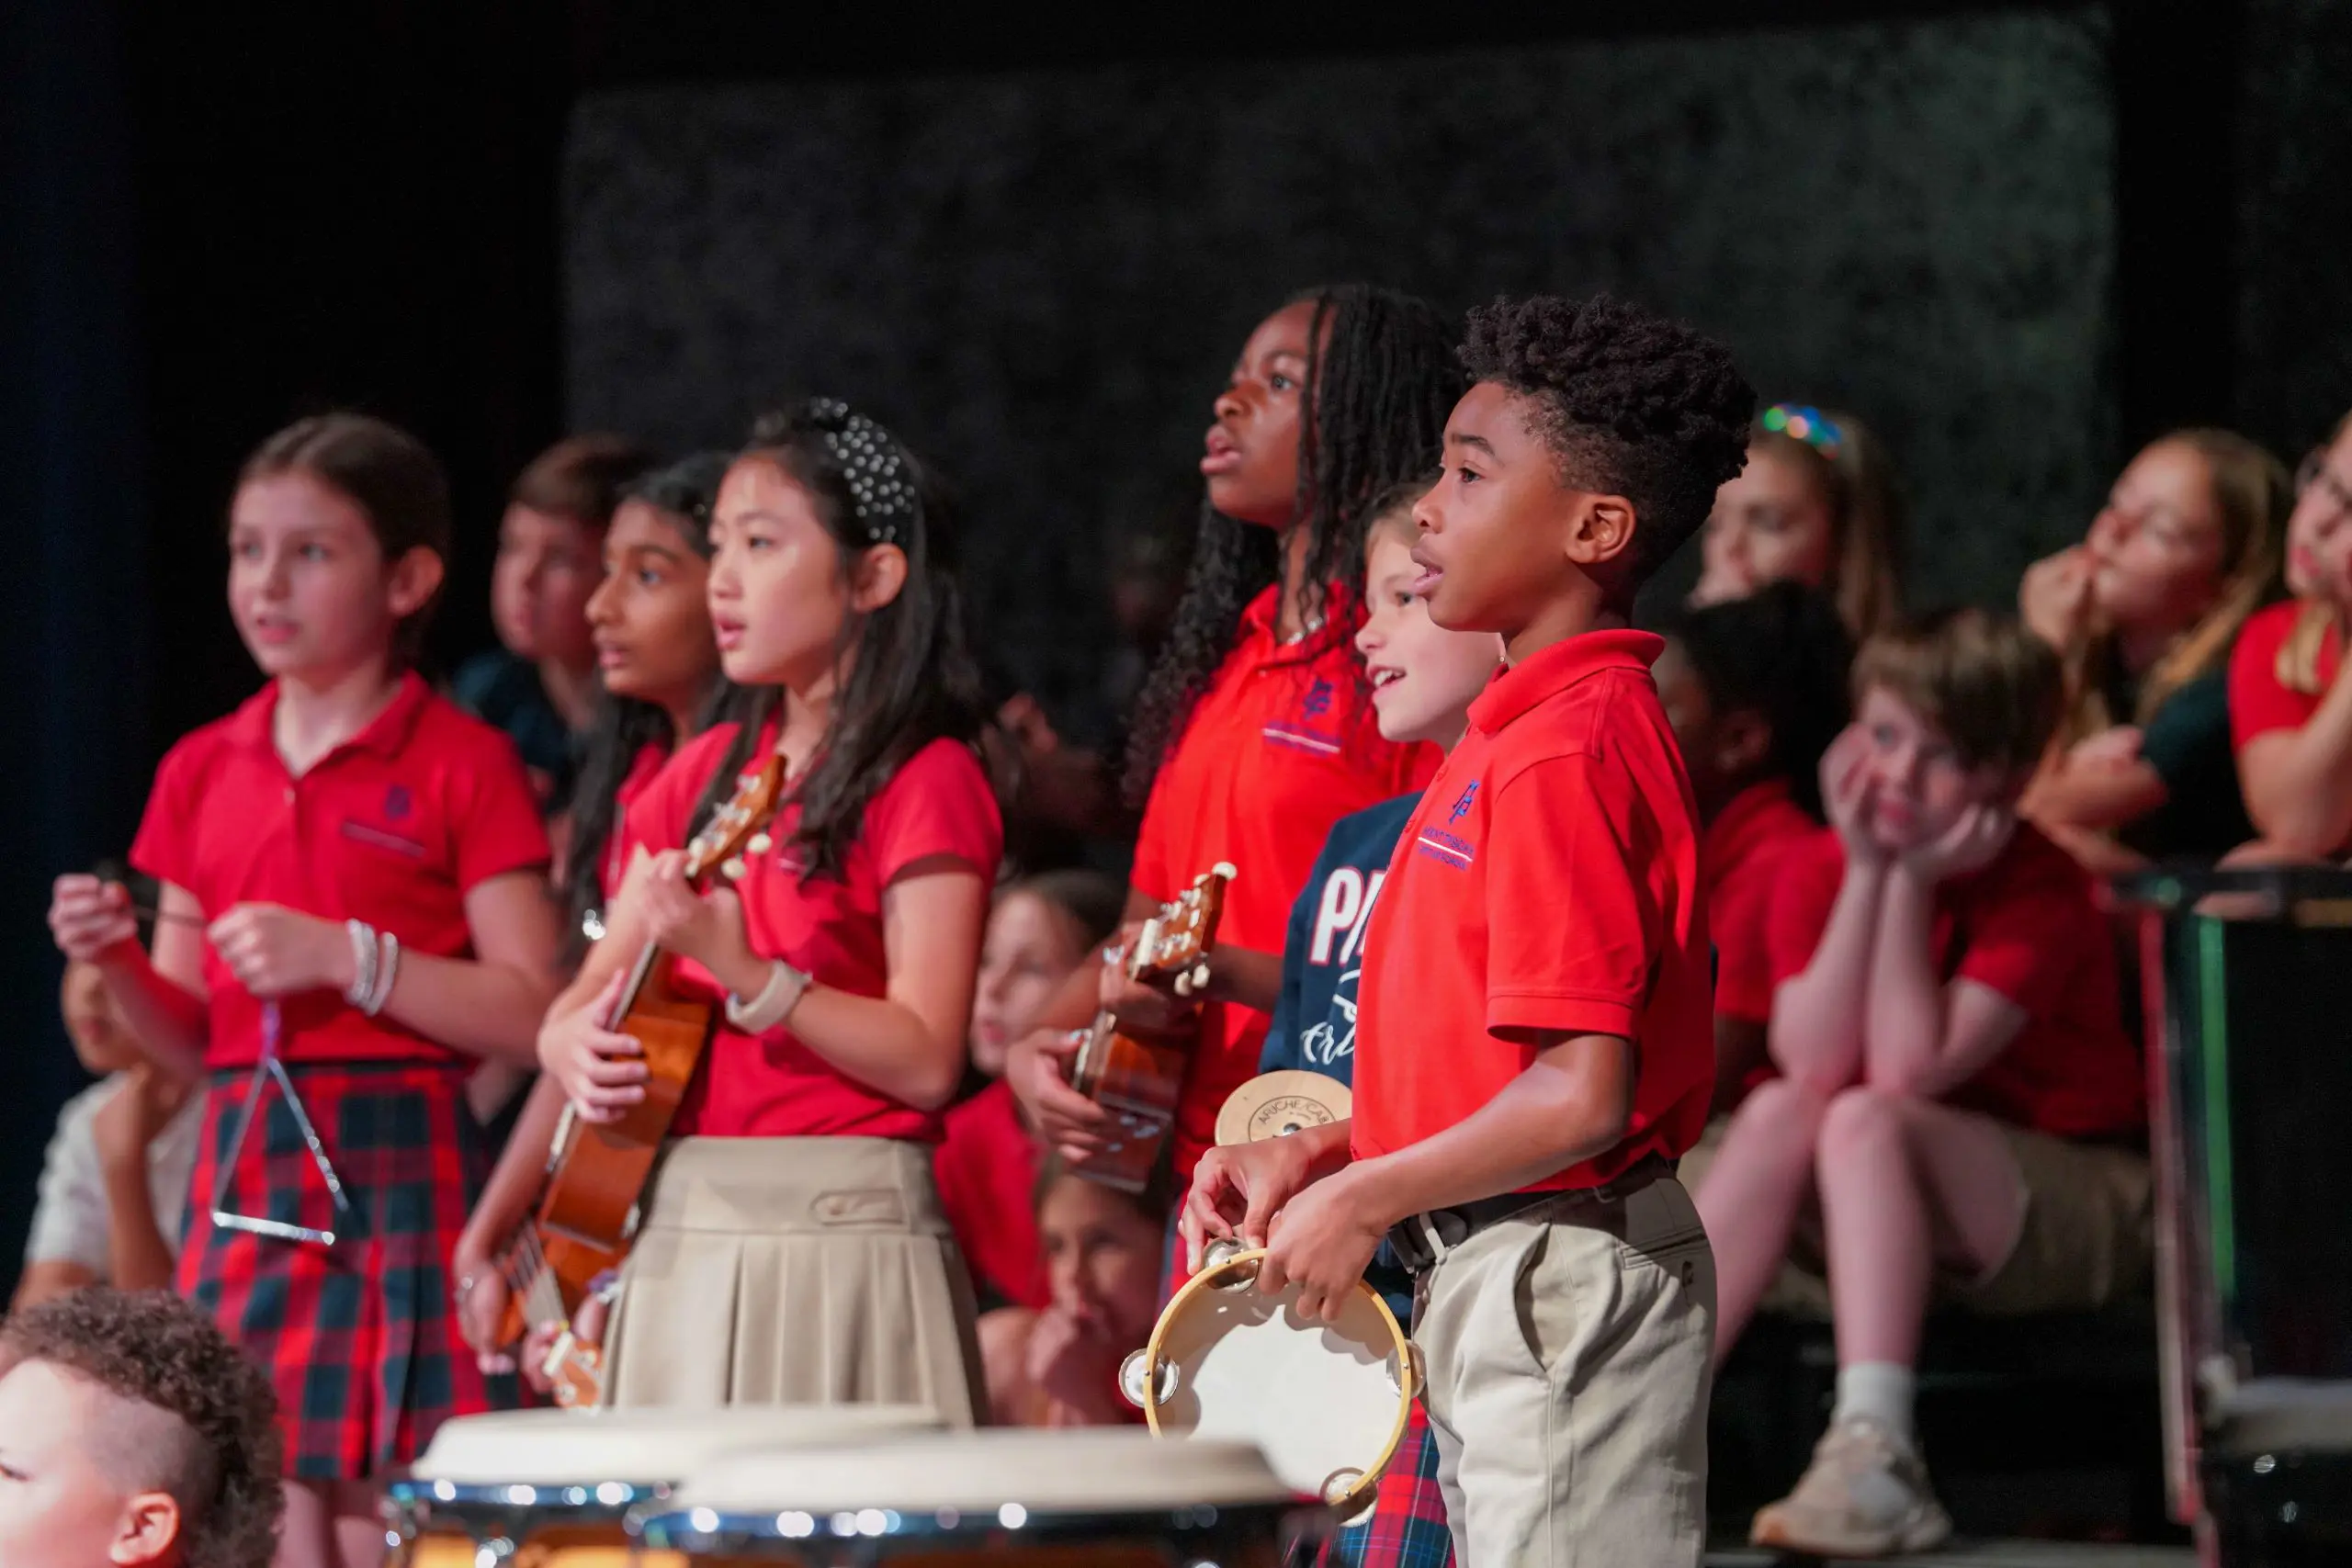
[1186,293,1755,1563]
[0,1289,283,1568]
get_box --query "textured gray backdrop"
[562,12,2115,708]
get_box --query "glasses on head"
[2298,449,2352,522]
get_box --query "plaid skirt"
[176,1059,490,1480]
[1314,1400,1453,1568]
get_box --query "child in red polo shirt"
[1702,611,2149,1558]
[1009,286,1459,1209]
[46,413,560,1567]
[1187,293,1755,1565]
[535,400,1003,1422]
[1655,582,1853,1114]
[2230,408,2352,857]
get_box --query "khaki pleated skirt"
[602,1135,985,1427]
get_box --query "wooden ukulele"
[492,755,787,1405]
[1069,863,1236,1194]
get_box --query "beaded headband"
[1761,403,1844,457]
[802,397,916,545]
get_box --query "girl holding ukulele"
[48,413,560,1568]
[534,400,1001,1417]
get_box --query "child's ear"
[386,546,446,621]
[1713,708,1773,777]
[110,1490,181,1566]
[848,542,910,614]
[1563,493,1638,571]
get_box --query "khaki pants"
[1411,1174,1715,1567]
[603,1134,986,1426]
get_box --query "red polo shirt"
[600,741,672,902]
[1131,585,1438,1179]
[1705,778,1819,1030]
[1763,824,2144,1138]
[2230,599,2342,750]
[130,673,550,1069]
[933,1078,1048,1309]
[621,721,1003,1141]
[1352,630,1713,1190]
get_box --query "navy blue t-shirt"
[1260,793,1419,1322]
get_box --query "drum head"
[669,1428,1296,1517]
[406,1404,939,1486]
[1144,1263,1408,1511]
[1215,1070,1352,1147]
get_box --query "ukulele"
[1069,863,1236,1194]
[492,755,787,1405]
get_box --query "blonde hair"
[1855,608,2064,775]
[2276,408,2352,695]
[2057,429,2290,743]
[1749,411,1905,640]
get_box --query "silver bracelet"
[725,960,812,1033]
[345,920,378,1010]
[362,931,401,1017]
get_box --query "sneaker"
[1750,1416,1954,1558]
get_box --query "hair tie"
[1762,403,1843,457]
[801,397,915,545]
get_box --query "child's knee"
[1817,1084,1913,1174]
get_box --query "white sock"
[1832,1361,1917,1448]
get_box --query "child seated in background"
[2021,429,2286,872]
[16,869,203,1314]
[1653,581,1852,1116]
[976,1160,1170,1427]
[0,1287,283,1568]
[935,870,1124,1314]
[1696,610,2149,1559]
[2229,409,2352,859]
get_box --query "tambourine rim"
[1139,1244,1414,1517]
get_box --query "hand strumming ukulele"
[493,756,786,1405]
[1069,863,1236,1194]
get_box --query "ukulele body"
[1070,1018,1188,1194]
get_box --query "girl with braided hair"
[1009,286,1463,1269]
[534,400,1001,1419]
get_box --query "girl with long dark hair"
[535,400,1001,1417]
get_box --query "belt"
[1384,1154,1675,1274]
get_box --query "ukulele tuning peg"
[722,856,748,882]
[749,832,773,854]
[1172,972,1194,998]
[1213,862,1238,880]
[1189,963,1211,991]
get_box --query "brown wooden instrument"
[492,756,786,1405]
[1069,863,1235,1194]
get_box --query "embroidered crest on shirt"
[1261,675,1345,758]
[1416,781,1480,869]
[340,781,428,859]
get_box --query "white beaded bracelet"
[725,960,811,1033]
[363,931,401,1017]
[345,919,378,1010]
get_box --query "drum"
[386,1404,938,1566]
[1214,1069,1351,1148]
[634,1427,1319,1566]
[1118,1240,1414,1519]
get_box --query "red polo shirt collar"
[222,671,435,767]
[1468,629,1665,736]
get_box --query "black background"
[2,0,2346,1289]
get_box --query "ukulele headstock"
[1129,863,1236,994]
[684,755,787,886]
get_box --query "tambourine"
[1215,1068,1352,1147]
[1121,1237,1418,1520]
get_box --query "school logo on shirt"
[383,784,413,821]
[1416,780,1481,869]
[339,780,427,860]
[1262,676,1344,758]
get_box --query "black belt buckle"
[1384,1156,1678,1274]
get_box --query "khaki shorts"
[1410,1172,1714,1567]
[1685,1111,2152,1319]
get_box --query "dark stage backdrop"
[562,11,2116,710]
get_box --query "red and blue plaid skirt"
[176,1060,490,1481]
[1304,1399,1453,1567]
